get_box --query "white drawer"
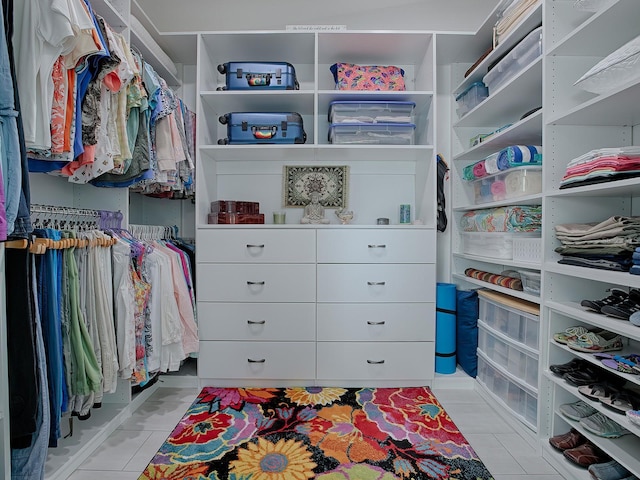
[317,229,435,263]
[317,303,434,341]
[198,341,316,379]
[198,264,316,302]
[198,303,316,341]
[317,264,435,302]
[317,342,434,380]
[198,229,316,263]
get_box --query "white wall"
[137,0,499,33]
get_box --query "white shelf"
[453,109,543,161]
[455,1,543,94]
[452,193,543,211]
[546,177,640,198]
[454,58,543,128]
[545,261,640,291]
[201,91,315,115]
[453,252,542,271]
[451,272,541,304]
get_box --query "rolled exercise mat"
[436,282,457,374]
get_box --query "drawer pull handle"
[247,320,266,325]
[368,244,386,248]
[367,359,385,364]
[246,244,265,248]
[248,358,266,363]
[247,281,265,285]
[367,281,386,286]
[367,321,386,325]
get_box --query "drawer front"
[317,342,434,380]
[317,229,435,263]
[317,264,435,302]
[199,341,316,379]
[198,303,316,341]
[198,229,316,263]
[199,264,316,302]
[317,303,434,341]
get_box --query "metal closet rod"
[30,204,103,217]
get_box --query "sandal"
[600,391,640,414]
[553,326,591,344]
[578,382,621,402]
[599,354,640,374]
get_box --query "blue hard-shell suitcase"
[217,62,299,90]
[218,112,307,145]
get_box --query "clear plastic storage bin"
[479,295,540,350]
[478,325,538,388]
[470,166,542,204]
[329,101,415,124]
[461,232,540,260]
[329,122,416,145]
[518,270,541,295]
[483,26,543,94]
[477,355,538,430]
[455,81,489,117]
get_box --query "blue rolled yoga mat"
[436,282,457,374]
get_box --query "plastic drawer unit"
[328,122,416,145]
[479,294,540,350]
[477,354,538,430]
[478,324,539,389]
[483,26,543,94]
[328,101,416,124]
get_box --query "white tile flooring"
[63,383,565,480]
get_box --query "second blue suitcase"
[218,112,307,145]
[217,62,299,90]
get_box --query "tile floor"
[64,384,565,480]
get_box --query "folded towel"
[473,160,487,178]
[491,180,507,201]
[497,145,542,170]
[484,152,501,175]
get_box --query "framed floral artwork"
[283,165,349,208]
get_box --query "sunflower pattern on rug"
[140,386,494,480]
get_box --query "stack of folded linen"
[560,147,640,189]
[631,247,640,275]
[554,216,640,271]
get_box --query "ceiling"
[134,0,502,34]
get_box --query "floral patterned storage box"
[330,63,406,91]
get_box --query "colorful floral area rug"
[140,386,494,480]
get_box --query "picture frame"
[283,165,349,208]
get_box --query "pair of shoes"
[549,428,587,450]
[601,289,640,320]
[588,459,633,480]
[581,288,629,314]
[563,441,609,468]
[600,391,640,414]
[567,331,624,353]
[596,353,640,374]
[563,365,606,387]
[578,382,622,402]
[625,409,640,427]
[629,310,640,327]
[580,412,630,438]
[554,326,598,344]
[550,357,589,376]
[560,400,598,421]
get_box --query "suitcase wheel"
[216,86,227,91]
[218,115,228,125]
[217,138,229,145]
[217,64,227,74]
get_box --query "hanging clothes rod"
[30,204,102,217]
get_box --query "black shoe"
[600,288,640,320]
[581,288,628,313]
[563,366,605,387]
[550,358,588,376]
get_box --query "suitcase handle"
[246,73,272,87]
[251,125,277,139]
